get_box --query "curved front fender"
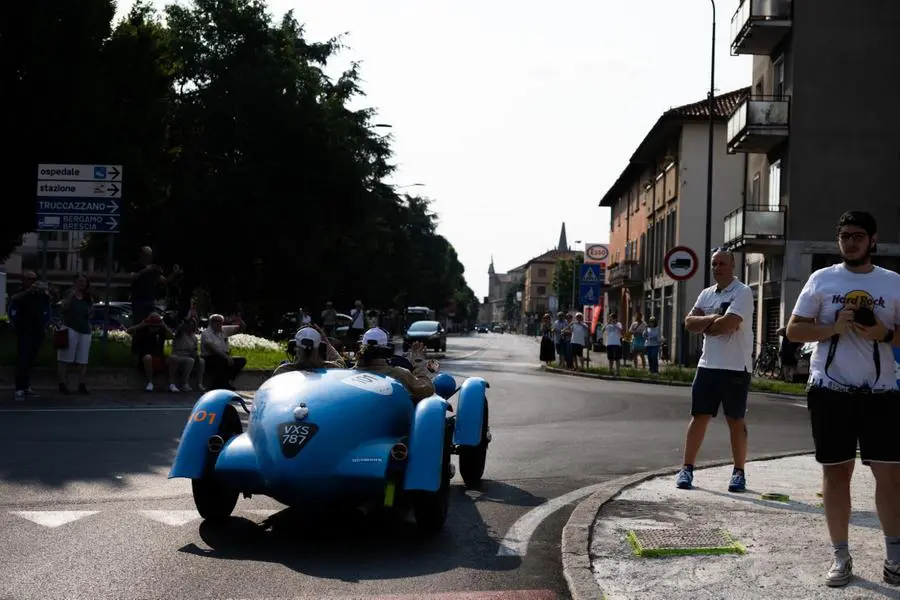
[453,377,488,447]
[168,390,243,480]
[404,395,450,492]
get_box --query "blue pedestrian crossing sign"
[579,263,603,306]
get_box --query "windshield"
[408,321,438,332]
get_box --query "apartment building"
[520,224,579,315]
[723,0,900,351]
[482,257,526,323]
[1,232,131,294]
[600,88,749,363]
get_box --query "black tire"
[192,404,242,521]
[459,399,489,488]
[412,420,453,535]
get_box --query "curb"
[539,364,806,398]
[560,449,816,600]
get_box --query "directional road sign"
[37,214,119,233]
[664,246,699,281]
[36,180,121,198]
[579,263,604,306]
[36,163,122,233]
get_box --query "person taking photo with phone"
[786,210,900,589]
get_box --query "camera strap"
[823,333,880,388]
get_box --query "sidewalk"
[569,455,900,600]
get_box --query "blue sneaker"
[675,468,693,489]
[728,469,746,492]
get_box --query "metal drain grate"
[626,527,745,557]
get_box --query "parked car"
[403,320,447,352]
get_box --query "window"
[538,268,547,278]
[537,285,547,295]
[773,56,785,97]
[768,160,781,209]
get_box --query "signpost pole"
[104,234,114,343]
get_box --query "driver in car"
[271,325,345,375]
[353,327,435,402]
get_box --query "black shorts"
[691,367,750,419]
[807,386,900,465]
[571,343,584,358]
[607,345,621,361]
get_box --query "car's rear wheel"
[412,420,453,535]
[192,404,242,521]
[459,399,489,488]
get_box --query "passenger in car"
[271,325,345,375]
[353,327,435,402]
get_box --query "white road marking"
[496,483,606,556]
[11,510,99,527]
[138,509,200,526]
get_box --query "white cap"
[294,327,322,350]
[361,327,389,347]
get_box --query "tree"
[552,255,585,310]
[2,0,477,328]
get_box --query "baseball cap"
[294,327,322,350]
[361,327,389,347]
[837,210,877,235]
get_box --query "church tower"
[488,255,495,276]
[558,223,569,251]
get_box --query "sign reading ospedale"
[583,243,609,264]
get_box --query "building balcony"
[726,95,790,154]
[723,204,786,254]
[731,0,792,56]
[607,261,644,289]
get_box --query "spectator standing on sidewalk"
[786,210,900,588]
[569,312,590,371]
[644,316,664,374]
[127,246,182,324]
[601,313,622,374]
[8,270,50,400]
[57,273,94,395]
[677,249,754,493]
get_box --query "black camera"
[854,306,876,327]
[717,301,731,316]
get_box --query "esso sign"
[584,244,609,263]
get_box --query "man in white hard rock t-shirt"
[787,210,900,589]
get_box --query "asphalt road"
[0,332,815,600]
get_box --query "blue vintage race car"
[168,364,490,534]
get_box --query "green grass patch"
[0,327,287,370]
[571,362,807,395]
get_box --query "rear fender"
[168,390,244,480]
[453,377,489,447]
[403,395,450,492]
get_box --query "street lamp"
[703,0,717,289]
[571,240,583,311]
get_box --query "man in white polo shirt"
[786,210,900,588]
[677,249,755,493]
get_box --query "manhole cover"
[626,527,745,557]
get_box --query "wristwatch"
[883,330,895,344]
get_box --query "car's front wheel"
[192,405,242,521]
[459,399,489,488]
[412,421,453,535]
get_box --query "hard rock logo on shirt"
[831,290,885,311]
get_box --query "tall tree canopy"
[1,0,476,324]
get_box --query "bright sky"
[118,0,751,300]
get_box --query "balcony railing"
[727,95,790,154]
[607,261,644,288]
[723,204,786,253]
[731,0,792,56]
